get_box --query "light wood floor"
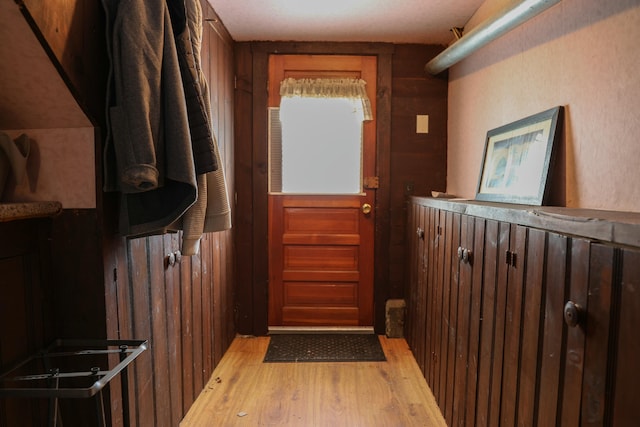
[181,335,446,426]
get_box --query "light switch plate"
[416,115,429,134]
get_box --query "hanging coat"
[168,0,232,255]
[102,0,231,247]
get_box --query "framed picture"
[475,106,564,205]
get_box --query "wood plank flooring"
[180,335,446,426]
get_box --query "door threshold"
[268,326,375,335]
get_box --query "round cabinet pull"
[167,252,176,267]
[416,227,425,239]
[463,248,472,264]
[457,247,464,260]
[564,301,584,328]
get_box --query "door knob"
[362,203,372,215]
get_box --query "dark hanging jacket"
[102,0,197,236]
[167,0,218,174]
[102,0,230,251]
[167,0,231,255]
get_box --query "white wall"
[2,128,96,209]
[447,0,640,212]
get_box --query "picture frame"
[475,106,564,205]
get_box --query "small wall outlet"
[416,115,429,134]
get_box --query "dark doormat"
[263,334,386,363]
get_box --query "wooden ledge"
[411,197,640,248]
[0,201,62,222]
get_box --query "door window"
[269,77,372,195]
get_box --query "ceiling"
[207,0,484,45]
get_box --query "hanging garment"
[168,0,231,255]
[102,0,231,249]
[102,0,197,236]
[167,0,218,175]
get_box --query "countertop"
[0,201,63,222]
[411,196,640,248]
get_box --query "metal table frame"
[0,339,147,427]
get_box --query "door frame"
[234,42,394,336]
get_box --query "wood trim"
[374,52,393,333]
[252,48,270,336]
[233,42,255,334]
[251,41,395,55]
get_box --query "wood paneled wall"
[233,42,447,335]
[389,44,447,299]
[107,230,234,427]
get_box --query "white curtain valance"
[279,78,373,121]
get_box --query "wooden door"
[268,55,377,327]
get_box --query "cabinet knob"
[457,246,464,260]
[564,301,584,328]
[416,227,425,239]
[167,252,176,267]
[463,248,472,264]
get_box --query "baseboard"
[268,326,375,335]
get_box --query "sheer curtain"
[279,78,373,121]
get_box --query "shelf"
[411,196,640,247]
[0,201,62,223]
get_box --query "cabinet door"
[497,224,529,426]
[426,207,444,389]
[440,211,461,420]
[475,220,510,427]
[610,247,640,426]
[451,214,485,427]
[406,202,430,375]
[536,232,572,426]
[516,228,552,426]
[582,243,616,426]
[499,231,590,427]
[583,244,640,427]
[559,237,590,425]
[502,232,590,427]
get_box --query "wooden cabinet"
[406,197,640,427]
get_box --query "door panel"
[284,282,357,306]
[284,246,359,271]
[268,54,377,327]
